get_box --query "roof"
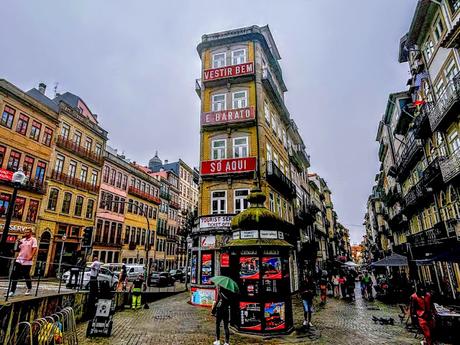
[26,88,59,112]
[406,0,438,46]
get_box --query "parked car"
[126,265,145,281]
[149,271,175,287]
[103,263,124,278]
[62,265,118,290]
[169,269,185,282]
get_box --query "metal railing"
[440,148,460,183]
[266,161,296,198]
[56,135,104,165]
[426,74,460,131]
[128,186,161,205]
[50,169,99,193]
[396,137,423,179]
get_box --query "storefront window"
[26,200,39,223]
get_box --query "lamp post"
[0,169,27,252]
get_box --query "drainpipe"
[253,40,261,187]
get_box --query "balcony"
[56,135,104,165]
[202,62,255,87]
[266,161,296,199]
[128,186,161,205]
[421,157,442,188]
[166,234,178,242]
[262,68,290,122]
[289,148,310,171]
[407,222,450,247]
[0,173,47,195]
[413,108,430,139]
[160,191,171,201]
[195,78,201,98]
[402,182,426,214]
[426,74,460,131]
[396,137,424,181]
[50,169,99,194]
[169,200,180,210]
[440,149,460,184]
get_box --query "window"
[61,124,70,139]
[233,137,248,158]
[95,143,102,157]
[47,188,59,211]
[271,113,277,134]
[269,192,275,212]
[423,38,434,62]
[277,195,282,218]
[43,127,53,146]
[29,120,41,141]
[212,139,226,159]
[211,94,226,111]
[73,131,82,146]
[232,49,246,65]
[116,172,122,188]
[282,130,287,147]
[35,161,47,186]
[211,190,226,214]
[75,196,83,216]
[103,166,110,183]
[110,169,116,185]
[122,175,128,189]
[273,152,279,167]
[55,154,65,174]
[26,200,39,223]
[264,101,270,124]
[0,146,5,168]
[68,160,77,179]
[433,17,445,44]
[234,189,249,213]
[12,197,25,220]
[91,171,98,186]
[16,114,29,135]
[1,105,15,128]
[7,150,21,171]
[448,130,460,153]
[86,199,94,219]
[232,91,247,109]
[61,192,72,214]
[128,199,133,213]
[212,52,226,68]
[280,160,285,174]
[266,143,272,162]
[85,137,93,151]
[80,165,88,182]
[113,196,120,213]
[124,226,131,244]
[23,156,34,178]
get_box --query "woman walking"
[300,276,316,327]
[212,287,231,345]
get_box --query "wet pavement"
[77,283,421,345]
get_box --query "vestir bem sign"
[203,62,254,82]
[201,107,255,126]
[201,157,256,175]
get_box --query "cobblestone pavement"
[77,284,420,345]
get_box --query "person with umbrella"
[210,276,239,345]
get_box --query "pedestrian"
[410,286,435,345]
[8,229,37,297]
[319,271,328,305]
[362,271,373,300]
[332,274,340,298]
[117,263,128,291]
[130,273,146,309]
[300,275,316,327]
[211,286,231,345]
[338,274,346,298]
[68,252,84,289]
[89,256,101,295]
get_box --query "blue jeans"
[302,299,313,313]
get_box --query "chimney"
[38,83,46,95]
[164,160,168,165]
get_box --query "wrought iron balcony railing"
[0,174,47,195]
[266,161,296,199]
[406,221,449,247]
[56,135,104,165]
[160,191,171,201]
[426,74,460,131]
[128,186,161,205]
[421,157,442,188]
[50,169,99,194]
[169,200,180,210]
[396,137,423,181]
[440,148,460,184]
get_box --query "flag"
[413,100,426,106]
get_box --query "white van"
[126,265,145,281]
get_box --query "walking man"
[8,229,37,297]
[89,256,101,294]
[211,287,231,345]
[300,275,316,327]
[410,286,435,345]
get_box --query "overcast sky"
[1,0,417,243]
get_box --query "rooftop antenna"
[53,82,59,97]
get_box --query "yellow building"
[0,80,59,275]
[27,87,108,276]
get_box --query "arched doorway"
[35,230,51,276]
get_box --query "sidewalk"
[77,285,419,345]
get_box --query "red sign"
[201,157,256,175]
[201,107,255,126]
[203,62,254,82]
[0,169,13,182]
[220,253,230,267]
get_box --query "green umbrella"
[210,275,240,293]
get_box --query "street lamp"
[0,169,28,251]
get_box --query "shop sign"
[240,230,258,239]
[260,230,277,239]
[5,235,17,243]
[263,249,280,255]
[201,107,255,126]
[233,231,240,240]
[201,157,256,176]
[203,62,254,82]
[200,235,216,248]
[0,224,36,233]
[0,168,13,182]
[278,231,284,239]
[199,215,233,229]
[241,249,257,255]
[220,253,230,267]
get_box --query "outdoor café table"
[434,304,460,343]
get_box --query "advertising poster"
[264,302,285,331]
[239,256,259,280]
[240,302,262,330]
[263,279,278,293]
[201,253,213,284]
[191,287,215,306]
[262,257,282,279]
[191,254,197,284]
[220,253,230,267]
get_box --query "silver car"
[62,265,118,290]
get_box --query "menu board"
[264,302,285,331]
[262,257,282,279]
[239,257,259,280]
[191,254,197,284]
[201,253,213,284]
[240,302,262,330]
